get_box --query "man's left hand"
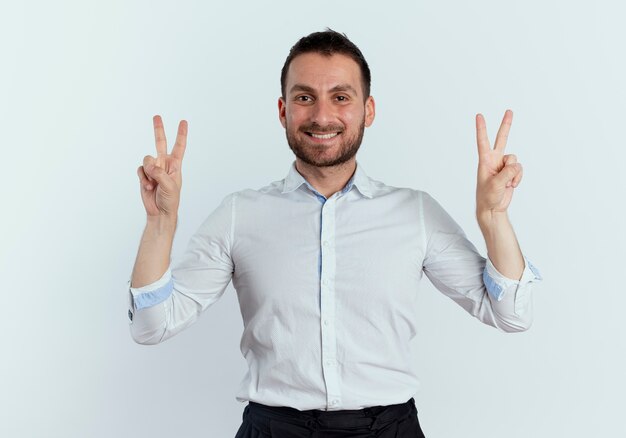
[475,109,523,217]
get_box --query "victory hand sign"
[130,115,187,289]
[137,115,188,220]
[474,109,525,280]
[475,109,523,217]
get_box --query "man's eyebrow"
[289,84,316,94]
[329,84,358,95]
[289,83,359,95]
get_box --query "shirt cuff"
[483,256,542,302]
[128,268,174,312]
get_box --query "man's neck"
[295,158,357,199]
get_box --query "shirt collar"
[281,160,373,199]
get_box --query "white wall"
[1,0,624,436]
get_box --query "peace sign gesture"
[475,109,523,216]
[137,115,188,219]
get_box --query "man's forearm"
[130,216,177,288]
[477,210,524,280]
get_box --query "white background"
[1,0,624,437]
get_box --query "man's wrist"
[476,209,509,232]
[146,215,178,236]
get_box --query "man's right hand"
[137,115,188,220]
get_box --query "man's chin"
[287,132,362,168]
[295,151,355,168]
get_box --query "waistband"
[244,398,416,432]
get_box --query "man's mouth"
[305,131,341,140]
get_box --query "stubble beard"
[285,119,365,168]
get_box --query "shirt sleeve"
[419,191,542,333]
[127,193,236,344]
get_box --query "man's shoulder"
[366,178,429,200]
[221,179,284,203]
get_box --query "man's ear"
[364,96,376,127]
[278,97,287,128]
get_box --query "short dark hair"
[280,28,371,100]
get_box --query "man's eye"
[297,96,312,102]
[336,96,348,102]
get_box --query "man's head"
[279,29,375,168]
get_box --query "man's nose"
[310,98,334,126]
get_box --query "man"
[128,29,542,437]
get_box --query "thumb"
[145,164,164,179]
[494,163,521,187]
[145,164,174,189]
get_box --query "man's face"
[279,52,375,167]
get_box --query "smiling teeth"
[310,132,338,139]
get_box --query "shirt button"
[321,279,327,285]
[323,319,330,326]
[323,240,329,247]
[330,399,338,406]
[325,360,334,366]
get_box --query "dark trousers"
[234,397,426,437]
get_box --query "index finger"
[153,115,167,157]
[170,120,188,160]
[494,109,513,152]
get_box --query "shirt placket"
[319,194,341,410]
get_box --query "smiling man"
[280,51,374,177]
[128,29,542,437]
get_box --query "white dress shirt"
[127,160,542,411]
